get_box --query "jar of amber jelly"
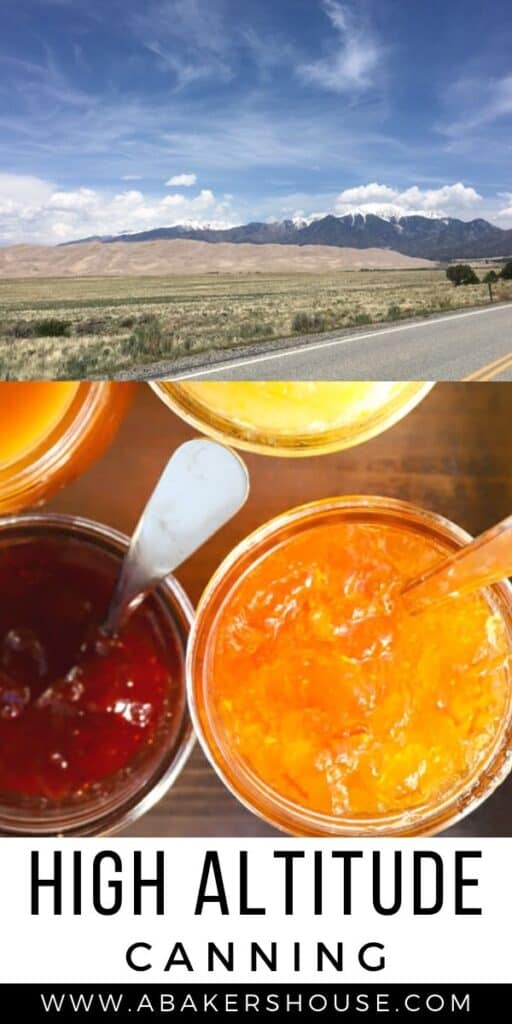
[150,382,434,457]
[188,497,512,837]
[0,382,134,514]
[0,513,194,835]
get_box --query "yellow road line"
[463,352,512,381]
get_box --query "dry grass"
[0,268,510,379]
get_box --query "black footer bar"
[0,984,505,1020]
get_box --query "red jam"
[0,537,183,801]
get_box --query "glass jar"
[0,382,134,514]
[188,497,512,837]
[150,382,434,457]
[0,513,194,836]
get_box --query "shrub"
[352,312,373,325]
[292,312,310,333]
[501,261,512,280]
[33,318,72,337]
[75,318,108,335]
[138,312,160,325]
[238,321,275,339]
[121,317,174,360]
[483,270,499,283]
[4,320,36,339]
[62,354,97,378]
[446,264,479,287]
[386,304,402,321]
[131,318,162,354]
[312,314,327,331]
[292,312,327,334]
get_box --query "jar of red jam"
[0,513,194,835]
[0,382,134,514]
[188,497,512,837]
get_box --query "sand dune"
[0,239,434,278]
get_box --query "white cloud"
[134,1,233,90]
[1,173,510,245]
[334,181,483,219]
[499,193,512,220]
[491,75,512,121]
[298,0,381,94]
[0,176,235,244]
[166,173,197,187]
[336,183,397,204]
[144,0,228,56]
[47,188,97,211]
[120,174,143,181]
[0,173,55,207]
[443,74,512,136]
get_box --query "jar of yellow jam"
[0,382,134,514]
[151,382,433,457]
[188,497,512,836]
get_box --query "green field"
[0,268,510,379]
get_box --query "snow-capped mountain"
[67,213,512,261]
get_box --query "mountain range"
[70,213,512,261]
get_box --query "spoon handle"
[103,439,249,635]
[401,515,512,613]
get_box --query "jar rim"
[0,383,131,514]
[150,382,435,457]
[187,496,512,837]
[0,511,195,836]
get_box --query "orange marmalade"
[0,382,134,514]
[0,383,79,468]
[203,514,512,822]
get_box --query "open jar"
[0,513,194,836]
[188,496,512,837]
[0,382,134,514]
[150,382,434,457]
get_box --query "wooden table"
[47,382,512,837]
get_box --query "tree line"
[446,260,512,287]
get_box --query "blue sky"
[1,0,511,243]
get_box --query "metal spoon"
[103,438,249,634]
[401,514,512,614]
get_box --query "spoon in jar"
[400,514,512,614]
[35,438,248,709]
[102,438,249,635]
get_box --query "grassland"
[0,267,510,379]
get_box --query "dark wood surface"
[46,382,512,837]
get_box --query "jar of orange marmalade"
[0,382,134,514]
[188,497,512,837]
[151,382,433,457]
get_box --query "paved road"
[167,303,512,381]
